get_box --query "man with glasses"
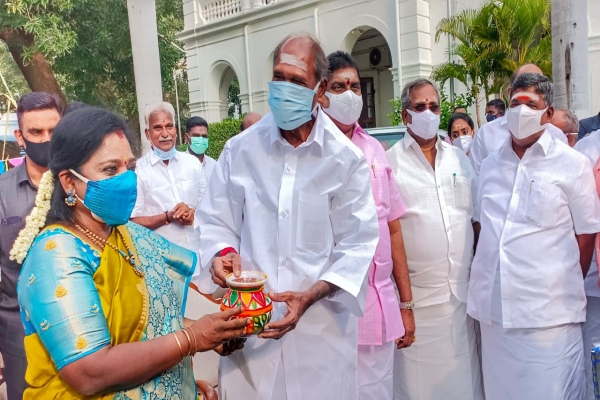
[386,78,483,400]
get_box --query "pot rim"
[225,270,269,289]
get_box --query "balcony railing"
[198,0,284,24]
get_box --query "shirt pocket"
[523,181,561,228]
[296,191,331,256]
[448,175,472,211]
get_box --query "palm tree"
[433,4,499,127]
[433,0,553,117]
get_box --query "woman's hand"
[188,307,249,352]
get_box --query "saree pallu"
[17,222,196,399]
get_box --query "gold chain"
[72,221,145,277]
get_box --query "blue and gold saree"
[17,222,196,399]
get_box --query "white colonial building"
[178,0,600,128]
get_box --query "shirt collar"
[15,162,32,186]
[499,128,552,156]
[498,115,508,126]
[268,108,325,155]
[402,131,444,151]
[149,148,179,166]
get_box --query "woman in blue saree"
[12,107,248,399]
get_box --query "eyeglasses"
[410,103,440,113]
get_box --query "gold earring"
[65,190,77,207]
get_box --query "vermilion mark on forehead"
[115,130,124,139]
[516,95,531,101]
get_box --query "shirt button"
[286,165,292,172]
[437,185,441,189]
[281,260,286,266]
[270,359,276,366]
[281,211,287,218]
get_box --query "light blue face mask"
[268,81,320,130]
[189,136,209,155]
[152,142,177,161]
[70,169,138,227]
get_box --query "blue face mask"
[189,136,209,155]
[152,144,177,161]
[486,114,498,122]
[70,169,138,226]
[268,81,319,130]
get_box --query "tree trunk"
[0,28,65,105]
[551,0,589,116]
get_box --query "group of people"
[1,31,600,400]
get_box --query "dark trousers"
[0,311,26,400]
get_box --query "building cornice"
[178,0,324,44]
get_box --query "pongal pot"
[220,270,273,335]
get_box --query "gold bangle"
[173,332,185,359]
[181,328,193,356]
[185,327,198,355]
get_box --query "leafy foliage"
[432,0,552,125]
[0,41,27,113]
[388,98,403,126]
[205,116,243,159]
[1,0,189,146]
[439,88,474,132]
[228,77,241,118]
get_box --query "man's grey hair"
[401,78,440,110]
[144,101,176,126]
[558,109,579,133]
[510,73,554,107]
[273,33,328,84]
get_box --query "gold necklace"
[72,221,145,277]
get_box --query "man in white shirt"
[468,73,600,400]
[386,78,483,400]
[470,64,568,174]
[196,33,379,400]
[574,128,600,400]
[131,102,206,253]
[186,116,217,181]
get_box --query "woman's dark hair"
[447,112,475,134]
[47,107,131,223]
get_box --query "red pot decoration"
[220,271,273,336]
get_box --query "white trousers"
[481,322,585,400]
[393,295,483,400]
[480,268,585,400]
[582,296,600,400]
[358,341,395,400]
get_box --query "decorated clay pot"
[220,271,272,336]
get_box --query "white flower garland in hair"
[10,170,55,264]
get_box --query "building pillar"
[250,0,263,9]
[127,0,162,154]
[398,0,433,85]
[190,101,223,124]
[390,67,401,98]
[183,0,199,30]
[552,0,589,117]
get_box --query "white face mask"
[453,135,473,154]
[406,109,440,140]
[323,90,363,126]
[506,104,548,140]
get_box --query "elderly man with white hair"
[131,102,206,257]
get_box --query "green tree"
[228,77,240,118]
[433,0,552,122]
[1,0,189,152]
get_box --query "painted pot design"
[220,271,272,336]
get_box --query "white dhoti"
[480,269,586,400]
[358,340,395,400]
[393,295,483,400]
[582,296,600,400]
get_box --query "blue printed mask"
[486,114,498,122]
[268,81,319,130]
[189,136,209,155]
[70,169,138,226]
[152,144,177,161]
